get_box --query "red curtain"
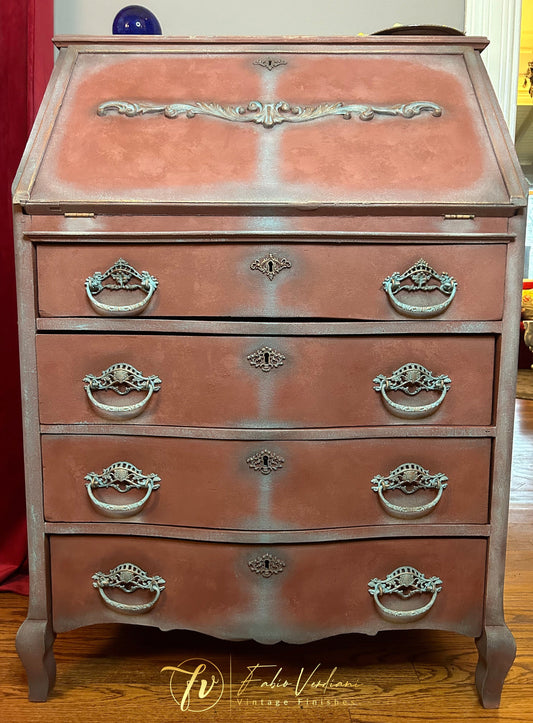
[0,1,54,594]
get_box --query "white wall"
[54,0,465,37]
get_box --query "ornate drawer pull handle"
[383,259,457,318]
[247,346,285,372]
[371,463,448,519]
[368,566,442,622]
[83,363,161,419]
[248,553,286,578]
[92,563,165,614]
[85,258,158,316]
[250,253,291,280]
[85,461,161,518]
[373,363,451,419]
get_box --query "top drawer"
[36,243,506,321]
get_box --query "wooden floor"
[1,402,533,722]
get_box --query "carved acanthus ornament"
[97,100,442,129]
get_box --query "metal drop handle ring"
[373,363,451,419]
[85,259,158,317]
[85,462,161,518]
[85,383,156,419]
[92,563,165,615]
[383,259,457,319]
[86,482,157,516]
[96,581,162,614]
[371,586,440,622]
[375,481,446,519]
[379,383,448,418]
[83,363,161,420]
[368,566,442,623]
[371,463,448,519]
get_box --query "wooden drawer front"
[50,535,486,641]
[42,436,491,529]
[36,243,506,321]
[36,334,494,428]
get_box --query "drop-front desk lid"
[13,35,526,215]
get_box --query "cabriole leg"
[475,625,516,708]
[16,617,56,702]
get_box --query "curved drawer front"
[50,535,486,641]
[36,334,495,427]
[37,243,505,321]
[42,435,491,529]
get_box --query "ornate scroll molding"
[97,99,442,129]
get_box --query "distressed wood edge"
[24,231,518,241]
[13,211,50,621]
[463,48,528,206]
[39,424,497,440]
[20,200,526,215]
[52,35,491,50]
[12,47,79,204]
[15,616,56,702]
[43,522,491,543]
[483,209,526,627]
[35,319,504,334]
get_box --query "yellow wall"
[518,1,533,104]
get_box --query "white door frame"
[465,0,522,134]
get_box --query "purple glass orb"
[112,5,162,35]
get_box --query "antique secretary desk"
[12,32,527,707]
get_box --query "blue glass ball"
[112,5,162,35]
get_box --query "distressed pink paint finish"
[277,54,504,203]
[49,535,487,641]
[33,54,261,197]
[37,243,507,321]
[24,45,512,208]
[41,435,492,529]
[12,36,526,706]
[35,334,495,427]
